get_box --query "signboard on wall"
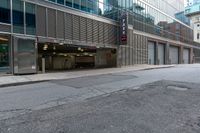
[120,12,128,45]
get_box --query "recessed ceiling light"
[0,37,8,41]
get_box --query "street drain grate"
[167,86,189,91]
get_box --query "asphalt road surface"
[0,64,200,133]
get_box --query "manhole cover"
[167,86,189,91]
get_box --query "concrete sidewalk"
[0,65,174,87]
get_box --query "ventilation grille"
[80,17,87,42]
[73,15,80,41]
[98,22,104,44]
[65,13,73,40]
[87,19,93,42]
[93,20,99,43]
[103,23,109,44]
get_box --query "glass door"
[0,39,9,72]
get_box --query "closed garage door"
[183,49,190,64]
[158,44,165,65]
[148,42,155,65]
[169,46,179,64]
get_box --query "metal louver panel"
[36,6,46,36]
[65,13,73,40]
[103,23,109,44]
[47,8,56,38]
[57,11,64,39]
[93,20,99,43]
[98,22,104,44]
[73,15,80,41]
[108,24,115,45]
[87,19,93,42]
[80,17,87,42]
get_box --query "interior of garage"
[38,43,117,72]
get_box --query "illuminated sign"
[120,13,128,45]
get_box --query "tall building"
[186,0,193,6]
[185,1,200,43]
[0,0,199,74]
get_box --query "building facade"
[0,0,199,74]
[185,1,200,43]
[185,0,200,62]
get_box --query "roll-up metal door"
[169,46,179,64]
[158,44,165,65]
[183,49,190,64]
[148,42,155,65]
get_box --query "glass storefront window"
[25,3,36,35]
[57,0,64,5]
[0,37,9,72]
[73,0,80,9]
[13,0,24,34]
[0,0,10,24]
[66,0,72,7]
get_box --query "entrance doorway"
[38,43,117,72]
[0,36,9,73]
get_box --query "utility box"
[13,36,37,74]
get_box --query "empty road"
[0,64,200,133]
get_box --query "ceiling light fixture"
[0,37,8,41]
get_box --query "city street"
[0,64,200,133]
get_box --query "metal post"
[42,58,45,73]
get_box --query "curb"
[139,65,175,71]
[0,65,175,88]
[0,80,49,88]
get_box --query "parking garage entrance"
[38,43,117,72]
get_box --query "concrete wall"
[117,30,148,67]
[95,49,117,68]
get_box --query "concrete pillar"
[179,46,184,64]
[165,43,170,65]
[117,46,122,67]
[155,41,159,65]
[190,48,194,64]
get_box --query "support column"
[165,43,170,65]
[190,48,194,64]
[42,58,45,73]
[117,46,122,67]
[179,45,184,64]
[155,41,159,65]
